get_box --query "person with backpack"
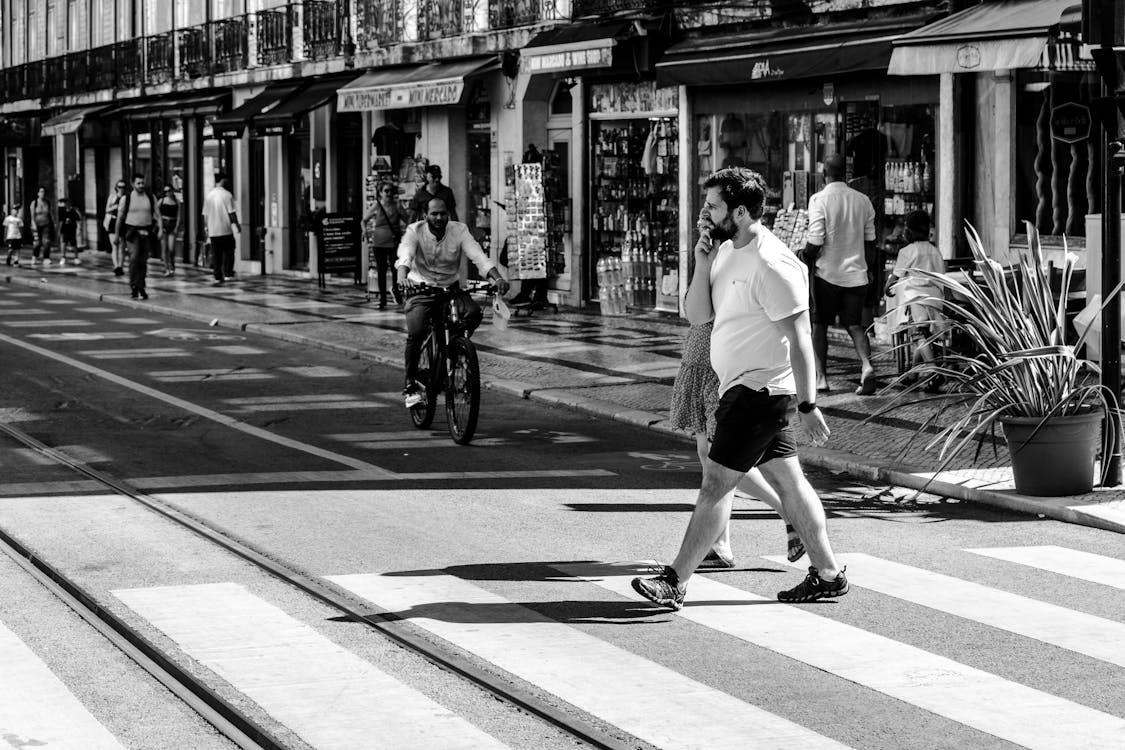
[115,173,159,300]
[57,197,82,265]
[105,179,127,276]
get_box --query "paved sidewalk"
[5,251,1124,535]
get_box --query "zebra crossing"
[5,544,1120,749]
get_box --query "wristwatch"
[797,401,817,414]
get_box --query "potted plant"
[875,223,1121,496]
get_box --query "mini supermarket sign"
[339,80,465,111]
[1050,102,1091,144]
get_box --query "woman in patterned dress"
[668,213,805,568]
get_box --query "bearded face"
[708,212,738,241]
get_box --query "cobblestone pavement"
[5,249,1123,534]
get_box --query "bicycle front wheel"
[445,335,481,445]
[409,334,438,429]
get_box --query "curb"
[5,272,1124,536]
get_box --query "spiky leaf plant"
[874,222,1120,481]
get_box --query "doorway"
[249,138,265,263]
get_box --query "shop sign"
[955,44,981,69]
[750,59,784,80]
[590,82,678,115]
[524,46,614,74]
[1050,102,1091,144]
[317,212,361,277]
[338,81,465,111]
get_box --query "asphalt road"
[1,284,1124,750]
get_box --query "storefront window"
[466,81,492,260]
[133,126,153,182]
[166,119,184,196]
[1015,70,1101,238]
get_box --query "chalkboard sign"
[317,212,361,287]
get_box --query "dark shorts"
[708,385,799,473]
[812,276,867,327]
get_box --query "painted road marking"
[0,308,51,315]
[766,553,1125,669]
[148,368,274,382]
[223,394,386,411]
[146,328,246,342]
[0,332,397,476]
[967,546,1125,591]
[74,307,119,313]
[110,317,161,325]
[326,572,853,750]
[279,365,353,378]
[0,407,42,423]
[1,319,93,327]
[565,563,1125,750]
[207,345,269,355]
[80,348,192,359]
[0,617,125,748]
[27,332,138,341]
[114,582,506,750]
[40,298,80,305]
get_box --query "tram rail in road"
[0,419,631,750]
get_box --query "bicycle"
[403,281,493,445]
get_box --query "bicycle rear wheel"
[445,335,480,445]
[409,334,438,429]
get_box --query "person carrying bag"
[363,181,404,309]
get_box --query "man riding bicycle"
[396,197,509,408]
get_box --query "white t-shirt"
[806,181,876,287]
[709,225,809,396]
[203,186,236,237]
[892,240,945,302]
[4,215,22,240]
[395,220,495,287]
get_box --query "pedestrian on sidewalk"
[202,173,240,285]
[410,165,458,222]
[884,209,946,389]
[29,187,54,265]
[632,167,847,610]
[669,208,806,568]
[802,153,879,395]
[158,186,181,277]
[363,181,404,309]
[4,204,22,266]
[115,173,158,300]
[105,179,127,276]
[57,198,82,265]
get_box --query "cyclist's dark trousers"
[403,291,482,386]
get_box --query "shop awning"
[889,0,1082,75]
[656,18,925,87]
[41,105,109,137]
[252,74,359,135]
[105,92,229,120]
[210,81,308,139]
[337,58,498,112]
[522,22,632,74]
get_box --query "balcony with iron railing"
[304,0,342,60]
[0,0,579,104]
[146,32,175,85]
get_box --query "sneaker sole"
[630,577,684,611]
[778,581,849,603]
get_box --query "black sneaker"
[402,382,426,409]
[778,566,848,602]
[631,566,685,610]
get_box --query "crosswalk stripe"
[766,553,1125,670]
[967,546,1125,590]
[563,563,1125,750]
[79,348,192,359]
[0,617,124,748]
[326,572,853,750]
[113,582,507,750]
[1,319,93,327]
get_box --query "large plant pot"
[1000,411,1103,496]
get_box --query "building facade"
[0,0,1103,317]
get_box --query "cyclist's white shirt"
[395,220,495,287]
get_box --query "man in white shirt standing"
[202,172,240,285]
[631,167,847,610]
[396,198,509,408]
[803,153,878,395]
